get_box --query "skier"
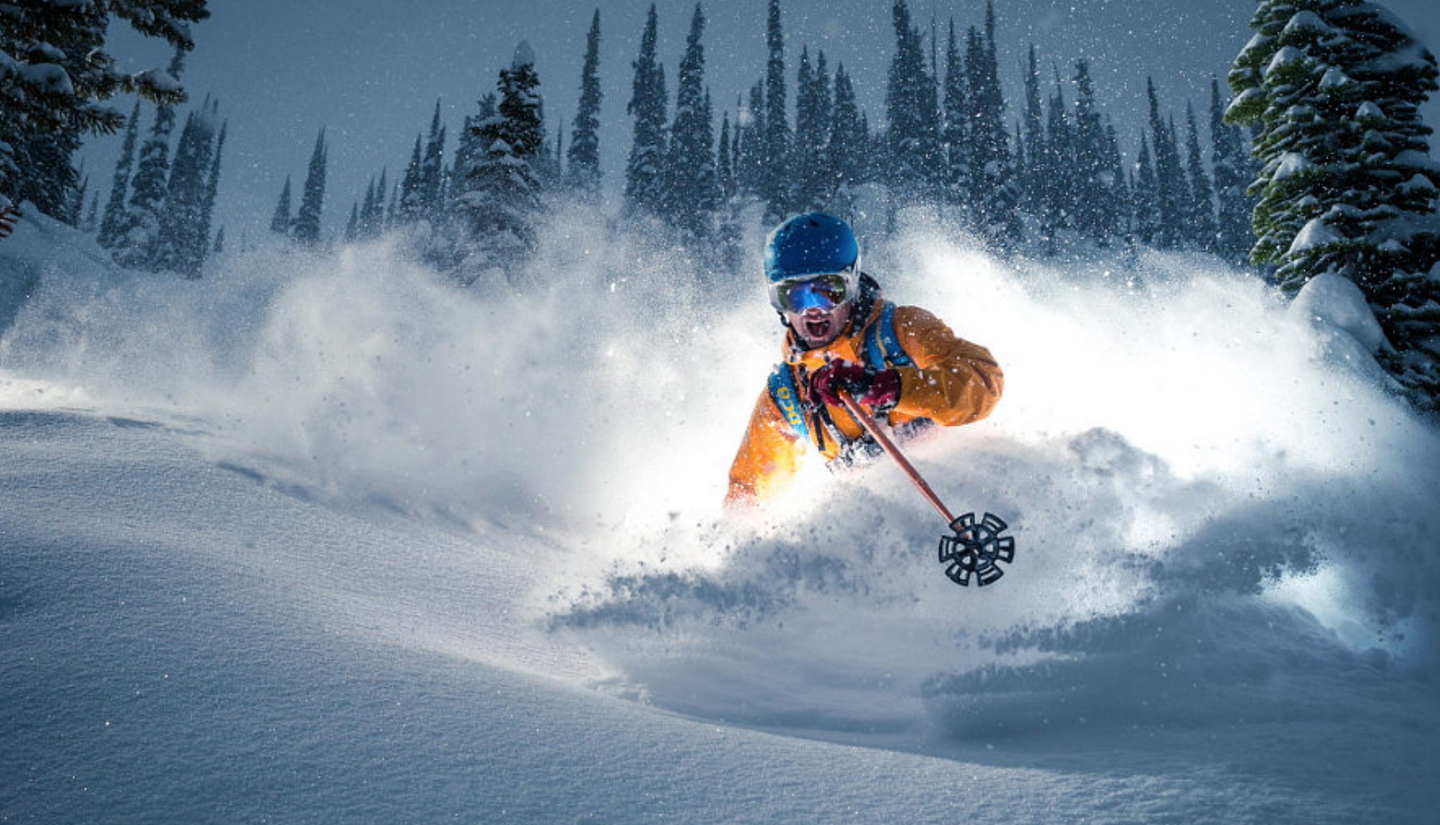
[726,212,1003,508]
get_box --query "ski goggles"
[769,272,856,313]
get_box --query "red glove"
[810,360,901,410]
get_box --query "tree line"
[3,0,1437,409]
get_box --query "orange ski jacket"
[726,282,1003,507]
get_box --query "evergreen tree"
[1146,78,1187,248]
[762,0,791,222]
[1019,44,1045,217]
[1209,75,1256,265]
[213,225,225,256]
[117,48,185,268]
[397,134,424,224]
[344,203,360,243]
[792,47,834,211]
[459,42,546,279]
[98,101,143,250]
[966,4,1021,250]
[1133,133,1159,245]
[1228,0,1440,406]
[67,167,88,227]
[829,63,866,219]
[667,3,718,241]
[0,0,208,201]
[198,116,225,268]
[270,176,293,235]
[886,0,941,208]
[292,128,327,245]
[737,82,767,196]
[419,100,447,219]
[1105,120,1132,247]
[566,9,604,198]
[715,111,745,273]
[941,23,971,214]
[624,5,669,216]
[154,103,218,275]
[1039,67,1075,247]
[1071,59,1113,244]
[1182,102,1218,251]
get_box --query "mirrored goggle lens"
[772,274,850,312]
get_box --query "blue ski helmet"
[763,212,861,284]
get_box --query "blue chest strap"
[864,302,914,369]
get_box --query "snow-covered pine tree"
[292,128,327,245]
[363,167,389,238]
[735,82,766,197]
[1071,59,1114,245]
[1182,102,1219,252]
[1019,44,1045,219]
[886,0,941,209]
[941,23,971,216]
[762,0,790,223]
[625,5,668,217]
[1105,119,1132,247]
[117,48,185,268]
[829,62,866,220]
[566,9,604,198]
[344,203,359,243]
[420,100,447,220]
[1132,133,1160,245]
[718,112,735,202]
[8,129,82,220]
[966,3,1021,251]
[1209,76,1257,265]
[1039,67,1075,249]
[65,164,88,227]
[1146,78,1186,248]
[98,101,143,250]
[1228,0,1440,407]
[459,42,546,280]
[0,0,208,204]
[197,115,225,271]
[397,134,424,225]
[715,111,745,274]
[667,3,718,243]
[270,176,293,235]
[792,47,834,212]
[154,104,218,276]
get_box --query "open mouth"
[804,317,832,341]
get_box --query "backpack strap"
[863,301,915,369]
[766,362,812,445]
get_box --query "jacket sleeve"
[725,387,806,508]
[888,306,1003,426]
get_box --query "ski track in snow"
[2,208,1438,822]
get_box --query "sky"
[85,0,1440,246]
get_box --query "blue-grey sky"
[88,0,1440,245]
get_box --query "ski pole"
[836,390,1015,587]
[836,391,956,524]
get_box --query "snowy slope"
[2,208,1438,823]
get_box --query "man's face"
[787,301,852,348]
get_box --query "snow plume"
[2,207,1438,744]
